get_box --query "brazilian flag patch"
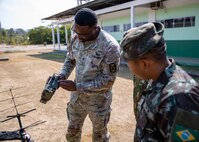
[172,124,199,142]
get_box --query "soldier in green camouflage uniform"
[58,8,120,142]
[120,22,199,142]
[132,76,148,119]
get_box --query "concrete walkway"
[171,56,199,67]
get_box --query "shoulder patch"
[173,125,199,142]
[171,109,199,142]
[109,63,117,73]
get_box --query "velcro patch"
[109,63,117,73]
[171,109,199,142]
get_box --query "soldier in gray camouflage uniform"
[58,8,120,142]
[120,22,199,142]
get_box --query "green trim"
[166,40,199,58]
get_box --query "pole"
[51,25,55,49]
[57,24,60,50]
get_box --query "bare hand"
[58,80,76,91]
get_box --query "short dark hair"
[75,8,98,27]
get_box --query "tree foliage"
[28,26,52,44]
[0,24,71,45]
[0,28,28,45]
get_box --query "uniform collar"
[147,58,176,92]
[81,27,102,50]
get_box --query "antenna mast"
[0,87,45,142]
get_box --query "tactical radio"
[40,73,59,104]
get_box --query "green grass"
[40,53,65,59]
[29,51,199,83]
[28,51,66,63]
[4,50,25,53]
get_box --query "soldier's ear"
[140,59,148,70]
[140,58,152,79]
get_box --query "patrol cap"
[120,22,164,60]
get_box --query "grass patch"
[29,51,199,83]
[40,53,65,59]
[4,50,26,53]
[29,51,66,63]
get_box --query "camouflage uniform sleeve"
[59,36,76,79]
[133,76,148,119]
[135,95,180,142]
[157,83,199,141]
[157,95,177,141]
[76,44,120,94]
[59,53,76,79]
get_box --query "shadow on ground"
[28,50,199,82]
[28,50,133,80]
[28,50,66,63]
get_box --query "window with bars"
[102,25,120,32]
[123,24,131,31]
[184,16,195,27]
[103,16,195,33]
[123,22,147,32]
[158,16,195,28]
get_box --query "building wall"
[100,3,199,58]
[100,15,129,41]
[157,3,199,58]
[157,3,199,40]
[100,11,148,42]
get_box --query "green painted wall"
[135,12,148,23]
[100,3,199,58]
[156,3,199,40]
[166,40,199,58]
[101,12,148,42]
[101,16,128,41]
[157,3,199,58]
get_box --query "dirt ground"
[0,47,136,142]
